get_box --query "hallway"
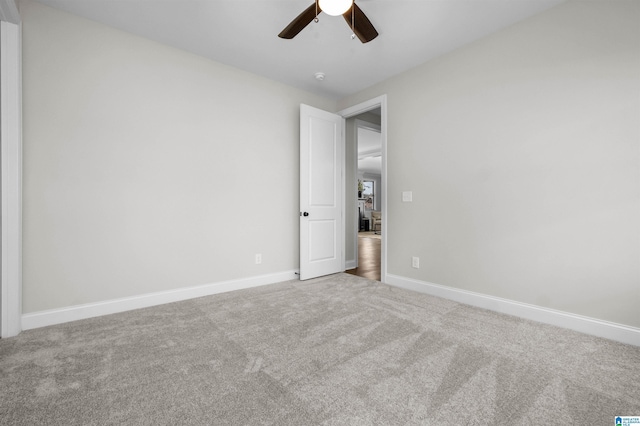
[345,232,381,281]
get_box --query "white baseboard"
[385,273,640,347]
[345,259,356,270]
[22,270,299,331]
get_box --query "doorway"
[339,96,387,282]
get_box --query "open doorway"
[339,96,387,282]
[347,117,381,281]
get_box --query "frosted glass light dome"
[319,0,353,16]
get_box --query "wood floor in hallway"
[345,232,381,281]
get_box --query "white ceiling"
[358,155,381,175]
[33,0,566,100]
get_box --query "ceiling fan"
[278,0,379,43]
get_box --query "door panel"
[309,220,336,262]
[300,104,344,280]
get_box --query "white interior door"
[299,104,344,280]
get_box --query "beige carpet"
[1,273,638,424]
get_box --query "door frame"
[352,119,381,269]
[1,9,23,338]
[338,95,387,282]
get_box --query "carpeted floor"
[1,273,638,425]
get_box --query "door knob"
[302,212,309,217]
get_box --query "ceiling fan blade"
[342,3,378,43]
[278,2,321,39]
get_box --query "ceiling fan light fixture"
[318,0,353,16]
[278,0,377,43]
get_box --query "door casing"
[339,95,388,282]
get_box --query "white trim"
[22,270,299,330]
[338,95,388,282]
[1,20,22,338]
[345,259,356,270]
[350,121,359,269]
[339,95,387,118]
[340,116,346,274]
[386,274,640,347]
[0,0,20,24]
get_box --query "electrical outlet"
[412,256,419,268]
[255,254,262,264]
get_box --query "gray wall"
[20,0,640,330]
[339,0,640,328]
[21,1,335,313]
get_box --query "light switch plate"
[402,191,413,202]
